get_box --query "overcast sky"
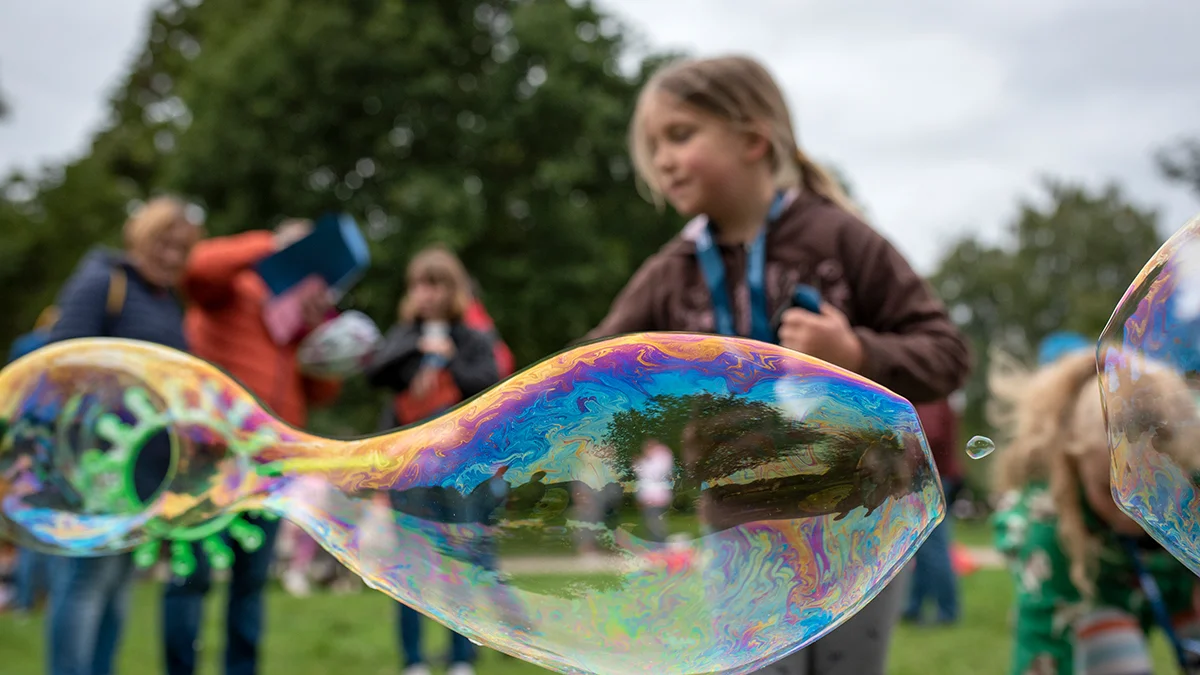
[1,0,1197,273]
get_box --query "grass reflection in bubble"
[0,332,942,675]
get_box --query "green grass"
[953,517,995,549]
[0,568,1178,674]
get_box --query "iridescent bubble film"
[0,333,942,675]
[1101,214,1200,576]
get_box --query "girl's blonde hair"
[123,196,200,254]
[990,347,1200,596]
[398,246,472,323]
[629,55,859,216]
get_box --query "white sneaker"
[402,665,432,675]
[281,569,311,598]
[446,663,475,675]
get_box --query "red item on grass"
[951,543,980,576]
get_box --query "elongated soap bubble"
[0,333,942,675]
[1100,213,1200,576]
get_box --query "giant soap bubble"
[0,333,942,675]
[1101,214,1200,576]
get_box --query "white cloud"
[0,1,151,176]
[1,0,1197,272]
[596,0,1200,269]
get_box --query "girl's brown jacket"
[586,191,971,404]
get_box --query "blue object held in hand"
[771,283,823,343]
[790,284,822,313]
[255,212,371,299]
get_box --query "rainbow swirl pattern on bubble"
[1100,213,1200,577]
[0,332,942,675]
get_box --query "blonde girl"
[587,54,971,675]
[991,344,1200,674]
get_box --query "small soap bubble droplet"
[966,435,995,459]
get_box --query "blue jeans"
[904,479,961,623]
[389,491,477,667]
[46,554,135,675]
[162,516,281,675]
[15,546,51,611]
[399,602,476,667]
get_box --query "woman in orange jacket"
[164,220,341,675]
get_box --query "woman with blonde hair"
[45,195,200,675]
[51,196,200,345]
[365,245,500,675]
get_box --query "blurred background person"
[165,219,341,675]
[633,439,674,542]
[45,196,201,675]
[365,245,499,675]
[4,306,59,618]
[903,397,964,626]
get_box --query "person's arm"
[840,217,972,403]
[991,491,1028,560]
[446,329,500,399]
[363,325,422,392]
[182,231,277,308]
[491,335,516,378]
[580,258,668,343]
[914,403,940,450]
[48,264,112,342]
[302,376,342,408]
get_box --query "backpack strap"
[104,266,128,334]
[34,305,61,331]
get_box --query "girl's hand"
[273,219,313,250]
[300,289,335,329]
[418,335,455,360]
[778,304,865,373]
[411,366,439,398]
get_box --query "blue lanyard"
[694,191,787,342]
[1120,536,1200,673]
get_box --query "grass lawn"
[1,522,1179,674]
[952,517,995,549]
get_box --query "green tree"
[600,392,824,483]
[149,0,682,433]
[0,167,137,351]
[1158,138,1200,202]
[0,0,212,351]
[164,0,678,361]
[929,178,1163,439]
[599,391,923,527]
[0,0,681,436]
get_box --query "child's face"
[408,276,452,321]
[638,90,763,218]
[1073,381,1163,536]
